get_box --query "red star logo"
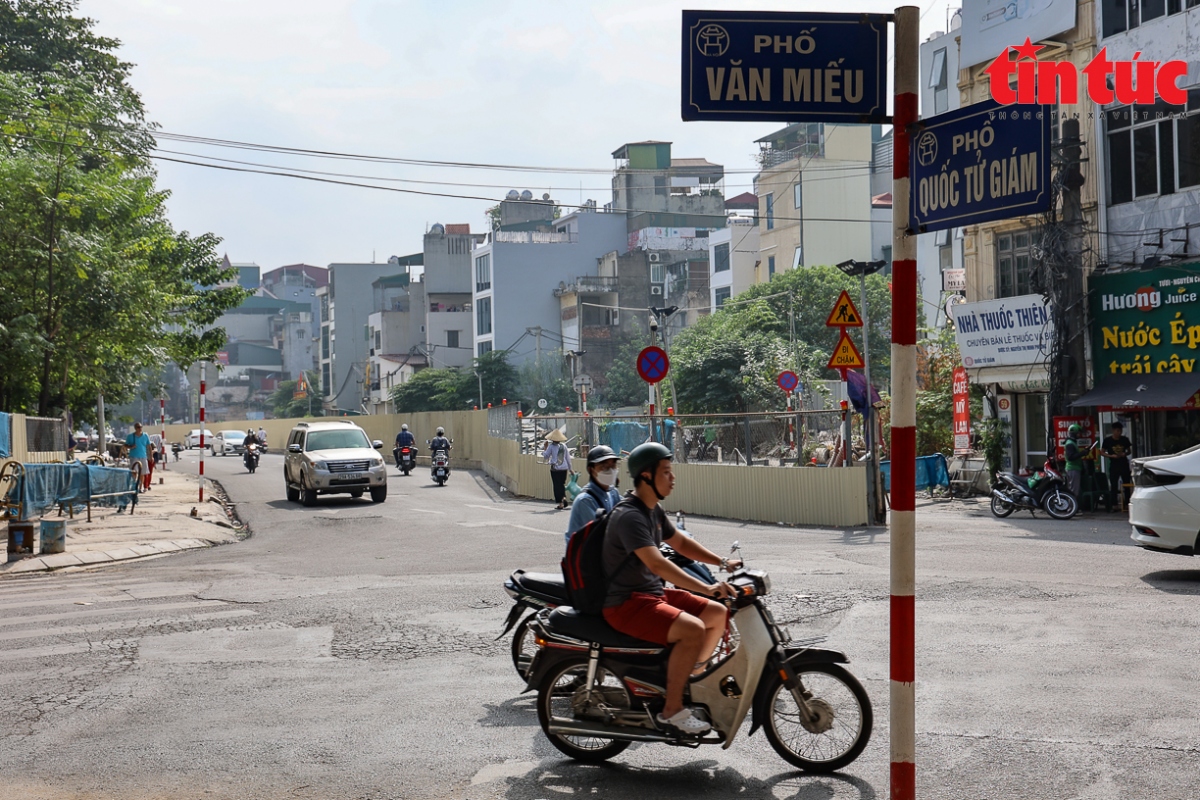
[1011,37,1044,60]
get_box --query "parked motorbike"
[520,552,872,772]
[243,443,260,474]
[171,442,182,462]
[990,460,1078,519]
[429,440,451,486]
[394,445,416,476]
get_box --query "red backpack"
[561,500,636,615]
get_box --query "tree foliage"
[600,332,651,409]
[268,371,320,419]
[390,350,520,413]
[0,2,245,419]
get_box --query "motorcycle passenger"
[430,426,451,454]
[1062,424,1084,499]
[564,445,622,548]
[601,442,740,736]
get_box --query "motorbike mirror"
[730,541,740,553]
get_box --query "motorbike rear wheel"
[511,613,537,680]
[762,663,872,773]
[990,493,1016,518]
[1043,489,1078,519]
[536,657,632,763]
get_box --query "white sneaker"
[656,707,711,735]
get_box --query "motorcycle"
[429,440,452,486]
[394,445,416,476]
[990,460,1078,519]
[521,552,872,772]
[501,535,737,683]
[243,443,260,474]
[171,442,182,462]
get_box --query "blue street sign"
[909,99,1052,234]
[681,11,889,123]
[637,346,670,384]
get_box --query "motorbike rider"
[244,428,261,449]
[564,445,622,548]
[1062,424,1084,499]
[395,423,416,465]
[600,442,740,736]
[429,426,451,454]
[257,426,267,451]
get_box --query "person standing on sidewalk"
[542,429,573,509]
[125,423,151,493]
[1062,424,1084,500]
[1101,421,1134,510]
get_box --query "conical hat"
[545,429,567,443]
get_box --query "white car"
[1129,444,1200,557]
[215,430,247,456]
[186,429,216,450]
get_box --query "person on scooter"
[564,445,622,548]
[601,442,740,736]
[430,427,451,453]
[243,428,261,468]
[395,423,416,464]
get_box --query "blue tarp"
[0,411,10,458]
[879,454,950,493]
[6,462,137,517]
[594,420,676,456]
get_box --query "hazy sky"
[80,0,958,270]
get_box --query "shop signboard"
[953,367,971,454]
[1089,266,1200,380]
[1052,415,1094,461]
[951,294,1053,369]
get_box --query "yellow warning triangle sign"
[825,290,863,327]
[826,330,865,370]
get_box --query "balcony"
[758,142,823,169]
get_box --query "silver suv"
[284,420,387,505]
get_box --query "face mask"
[595,468,619,488]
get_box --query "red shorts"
[603,588,715,646]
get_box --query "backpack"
[561,499,635,615]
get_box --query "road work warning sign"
[825,290,862,327]
[826,330,865,370]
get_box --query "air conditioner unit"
[651,286,663,296]
[648,253,661,263]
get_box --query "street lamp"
[836,259,887,525]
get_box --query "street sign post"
[909,98,1052,234]
[680,11,889,123]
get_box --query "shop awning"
[1070,374,1200,410]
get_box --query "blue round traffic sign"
[777,370,799,392]
[637,346,670,384]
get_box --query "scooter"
[990,460,1078,519]
[171,442,182,462]
[243,443,260,474]
[523,553,872,772]
[429,441,451,486]
[394,445,416,476]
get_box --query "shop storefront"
[951,294,1054,470]
[1075,265,1200,457]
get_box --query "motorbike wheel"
[762,663,872,773]
[536,657,631,763]
[990,493,1016,518]
[511,613,537,680]
[1044,489,1078,520]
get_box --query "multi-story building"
[753,123,875,274]
[261,263,328,374]
[366,273,427,414]
[708,216,760,310]
[319,261,416,413]
[422,224,481,370]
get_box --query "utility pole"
[1058,118,1088,411]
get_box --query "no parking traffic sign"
[637,346,670,384]
[777,370,799,393]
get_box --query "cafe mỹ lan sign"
[1086,266,1200,409]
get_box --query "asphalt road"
[1,450,1198,800]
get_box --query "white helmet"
[436,427,445,435]
[401,424,408,431]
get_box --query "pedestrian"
[124,422,152,493]
[542,429,573,509]
[1062,423,1084,501]
[1101,421,1134,510]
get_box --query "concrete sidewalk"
[2,464,242,575]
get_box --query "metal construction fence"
[26,416,69,457]
[506,410,855,467]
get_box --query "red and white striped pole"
[199,362,206,503]
[160,397,166,471]
[891,8,919,800]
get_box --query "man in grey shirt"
[600,443,738,736]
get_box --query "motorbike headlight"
[313,461,328,471]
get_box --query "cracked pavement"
[0,450,1197,799]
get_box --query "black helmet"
[627,442,672,481]
[586,445,619,466]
